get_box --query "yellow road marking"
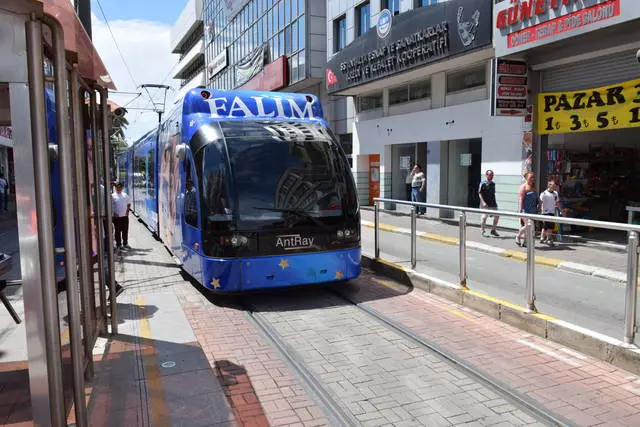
[419,233,458,245]
[464,289,524,312]
[443,307,479,323]
[377,258,410,272]
[502,250,528,261]
[136,296,170,427]
[372,277,408,293]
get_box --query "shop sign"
[492,59,528,116]
[537,77,640,135]
[0,126,11,140]
[493,0,638,57]
[207,49,228,78]
[325,0,492,94]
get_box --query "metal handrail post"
[43,15,88,427]
[411,207,417,269]
[25,18,67,427]
[624,231,639,344]
[374,201,380,259]
[90,90,108,334]
[71,68,95,379]
[99,88,118,334]
[459,212,468,288]
[525,219,537,313]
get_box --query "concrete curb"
[361,220,628,283]
[361,255,640,377]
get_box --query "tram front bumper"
[201,248,361,292]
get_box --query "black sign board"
[325,0,493,94]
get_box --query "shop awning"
[43,0,116,90]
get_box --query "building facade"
[326,0,524,226]
[494,0,640,226]
[203,0,328,103]
[172,0,206,100]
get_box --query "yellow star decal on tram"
[278,259,289,270]
[189,120,196,127]
[335,271,344,280]
[211,278,221,289]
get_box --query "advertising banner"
[492,59,528,116]
[537,77,640,134]
[236,44,266,86]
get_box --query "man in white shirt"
[540,180,560,246]
[112,182,132,250]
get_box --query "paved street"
[360,211,629,339]
[4,218,640,426]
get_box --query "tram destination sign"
[325,0,492,94]
[537,77,640,134]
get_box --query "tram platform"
[2,218,640,426]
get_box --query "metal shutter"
[542,49,640,92]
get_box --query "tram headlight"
[227,235,249,248]
[337,230,344,239]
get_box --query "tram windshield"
[199,120,357,231]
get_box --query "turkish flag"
[326,69,338,87]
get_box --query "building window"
[383,0,400,15]
[357,93,383,111]
[447,64,487,93]
[356,1,370,37]
[334,15,347,52]
[338,134,353,156]
[409,79,431,100]
[389,85,409,105]
[415,0,438,8]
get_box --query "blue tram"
[119,89,361,291]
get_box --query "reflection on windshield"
[224,122,346,222]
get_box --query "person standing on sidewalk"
[0,173,6,213]
[540,180,560,246]
[411,164,426,215]
[112,182,132,250]
[516,172,538,247]
[478,170,500,237]
[405,162,414,201]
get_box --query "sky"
[91,0,189,144]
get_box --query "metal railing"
[373,197,640,345]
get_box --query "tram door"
[180,153,202,279]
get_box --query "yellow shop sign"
[537,78,640,135]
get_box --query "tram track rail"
[241,282,575,427]
[327,286,575,427]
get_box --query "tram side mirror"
[636,48,640,64]
[175,143,187,161]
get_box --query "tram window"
[184,160,198,227]
[147,150,155,198]
[202,140,233,222]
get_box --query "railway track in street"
[239,279,574,427]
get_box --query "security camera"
[113,107,127,118]
[637,48,640,63]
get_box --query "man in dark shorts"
[479,170,500,237]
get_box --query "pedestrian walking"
[0,173,6,213]
[405,162,413,201]
[540,180,560,246]
[410,164,426,215]
[515,172,538,247]
[112,182,132,250]
[479,170,500,237]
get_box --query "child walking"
[540,180,560,246]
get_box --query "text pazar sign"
[537,78,640,134]
[325,0,492,94]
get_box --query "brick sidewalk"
[344,272,640,426]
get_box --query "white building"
[172,0,206,101]
[326,0,525,226]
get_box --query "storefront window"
[389,85,409,105]
[447,64,486,93]
[409,79,431,100]
[358,93,383,111]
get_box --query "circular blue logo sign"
[377,9,392,39]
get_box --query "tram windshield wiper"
[252,207,330,230]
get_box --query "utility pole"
[139,84,171,125]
